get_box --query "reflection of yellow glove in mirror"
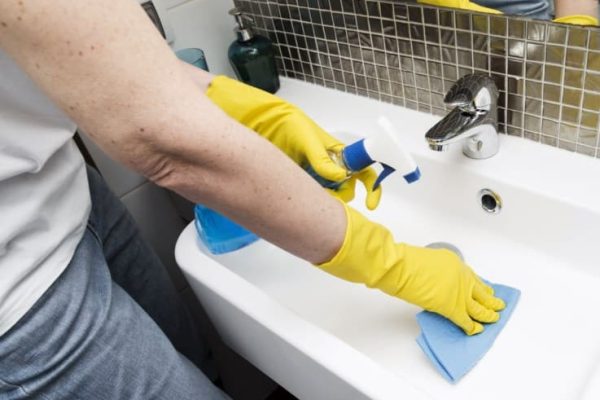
[318,202,506,335]
[206,75,382,210]
[554,15,599,26]
[418,0,501,14]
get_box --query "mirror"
[400,0,600,26]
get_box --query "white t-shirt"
[0,50,91,336]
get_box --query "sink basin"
[175,77,600,399]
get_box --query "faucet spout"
[425,74,500,159]
[428,143,448,152]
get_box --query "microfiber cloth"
[416,282,520,383]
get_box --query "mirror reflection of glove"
[554,15,599,26]
[317,202,506,335]
[206,75,381,210]
[417,0,501,14]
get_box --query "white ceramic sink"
[176,77,600,400]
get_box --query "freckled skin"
[0,0,347,264]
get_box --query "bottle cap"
[342,139,374,172]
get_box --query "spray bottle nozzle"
[340,117,421,190]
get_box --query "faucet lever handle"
[444,74,498,112]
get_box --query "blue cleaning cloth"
[416,282,520,383]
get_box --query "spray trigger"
[374,163,396,190]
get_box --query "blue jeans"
[475,0,554,20]
[0,166,228,400]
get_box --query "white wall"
[163,0,236,76]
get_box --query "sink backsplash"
[233,0,600,158]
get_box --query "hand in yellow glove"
[206,75,381,210]
[418,0,501,14]
[318,202,506,335]
[554,15,599,26]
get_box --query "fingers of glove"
[473,283,506,311]
[451,312,484,336]
[354,169,382,210]
[467,298,500,324]
[305,143,348,182]
[469,272,495,296]
[327,179,356,203]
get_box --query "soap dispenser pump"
[228,8,280,94]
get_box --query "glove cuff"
[316,199,354,270]
[315,201,406,290]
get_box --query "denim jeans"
[0,166,228,400]
[476,0,553,20]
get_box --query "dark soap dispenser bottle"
[228,8,280,94]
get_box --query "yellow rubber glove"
[418,0,501,14]
[206,75,381,210]
[554,15,599,26]
[318,202,506,335]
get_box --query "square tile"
[403,71,416,87]
[568,28,588,48]
[508,19,525,39]
[544,65,563,84]
[545,45,565,65]
[490,16,507,36]
[526,63,543,80]
[542,102,560,120]
[581,111,599,129]
[543,84,562,103]
[455,11,471,30]
[526,21,546,42]
[561,106,580,125]
[579,129,599,147]
[565,48,586,69]
[563,88,582,107]
[564,68,584,88]
[587,52,600,72]
[542,119,559,137]
[583,92,600,110]
[559,123,579,142]
[584,72,600,92]
[547,24,567,45]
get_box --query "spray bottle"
[307,116,421,190]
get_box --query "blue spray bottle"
[307,116,421,190]
[175,48,259,254]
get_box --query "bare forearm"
[0,0,345,263]
[555,0,598,18]
[161,113,346,263]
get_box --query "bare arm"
[0,0,345,264]
[555,0,598,19]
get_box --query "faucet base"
[462,124,499,159]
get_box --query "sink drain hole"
[479,189,502,214]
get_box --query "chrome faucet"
[425,74,499,159]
